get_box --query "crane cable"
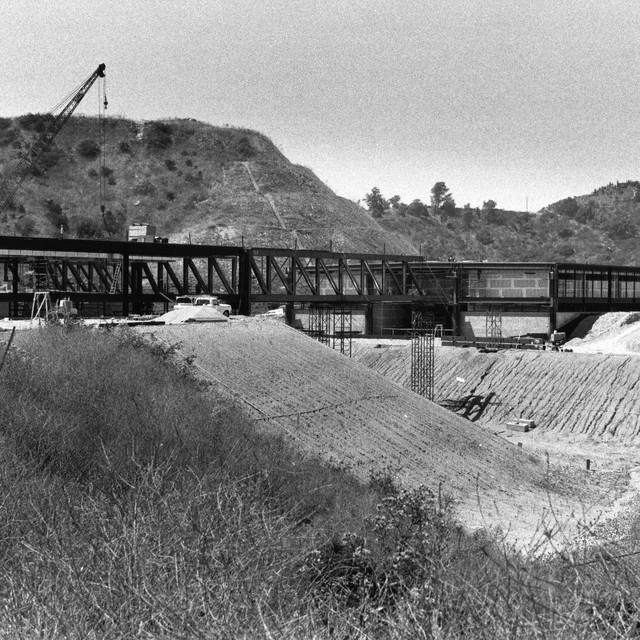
[98,75,110,236]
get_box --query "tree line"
[364,183,496,218]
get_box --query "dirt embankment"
[137,320,613,547]
[355,342,640,443]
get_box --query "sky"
[2,0,640,212]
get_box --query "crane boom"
[0,63,106,216]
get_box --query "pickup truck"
[174,295,232,316]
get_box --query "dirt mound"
[137,321,608,547]
[567,312,640,354]
[154,306,228,324]
[355,342,640,443]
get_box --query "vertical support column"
[266,256,272,294]
[550,266,558,332]
[232,257,237,292]
[62,260,69,292]
[207,257,214,295]
[157,262,164,295]
[122,250,129,317]
[11,259,18,317]
[183,258,189,295]
[290,256,296,295]
[238,250,252,316]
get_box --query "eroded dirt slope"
[138,320,609,546]
[355,342,640,442]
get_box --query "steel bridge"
[2,235,640,333]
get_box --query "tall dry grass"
[0,326,640,638]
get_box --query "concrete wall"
[459,310,551,339]
[465,268,550,299]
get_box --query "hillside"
[3,112,640,263]
[0,115,413,253]
[372,181,640,265]
[353,330,640,443]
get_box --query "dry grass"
[1,326,640,638]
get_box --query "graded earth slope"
[138,319,609,546]
[354,340,640,443]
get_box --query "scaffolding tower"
[308,305,331,347]
[485,305,503,347]
[308,305,354,356]
[331,307,353,357]
[411,312,435,401]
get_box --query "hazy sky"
[2,0,640,212]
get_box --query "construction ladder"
[109,263,121,294]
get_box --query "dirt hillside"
[0,116,414,254]
[137,319,611,548]
[355,341,640,443]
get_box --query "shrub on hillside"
[118,140,132,154]
[17,113,54,132]
[36,148,62,173]
[232,135,256,161]
[77,139,100,159]
[0,123,18,147]
[75,217,104,239]
[44,198,68,231]
[145,122,173,151]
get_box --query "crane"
[0,63,106,216]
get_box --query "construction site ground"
[7,311,640,552]
[133,314,640,553]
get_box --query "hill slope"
[373,181,640,265]
[138,319,609,545]
[0,115,413,253]
[354,339,640,443]
[4,113,640,263]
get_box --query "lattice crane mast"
[0,63,106,216]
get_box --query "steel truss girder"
[247,251,448,302]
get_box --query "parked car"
[174,295,232,316]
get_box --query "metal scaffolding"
[331,307,353,357]
[308,305,354,356]
[485,305,503,347]
[308,305,332,346]
[411,312,435,401]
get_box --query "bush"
[36,148,62,172]
[145,122,173,151]
[17,113,54,132]
[44,198,68,230]
[75,217,104,239]
[232,135,256,160]
[118,140,132,154]
[77,139,100,159]
[0,124,18,147]
[164,158,176,171]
